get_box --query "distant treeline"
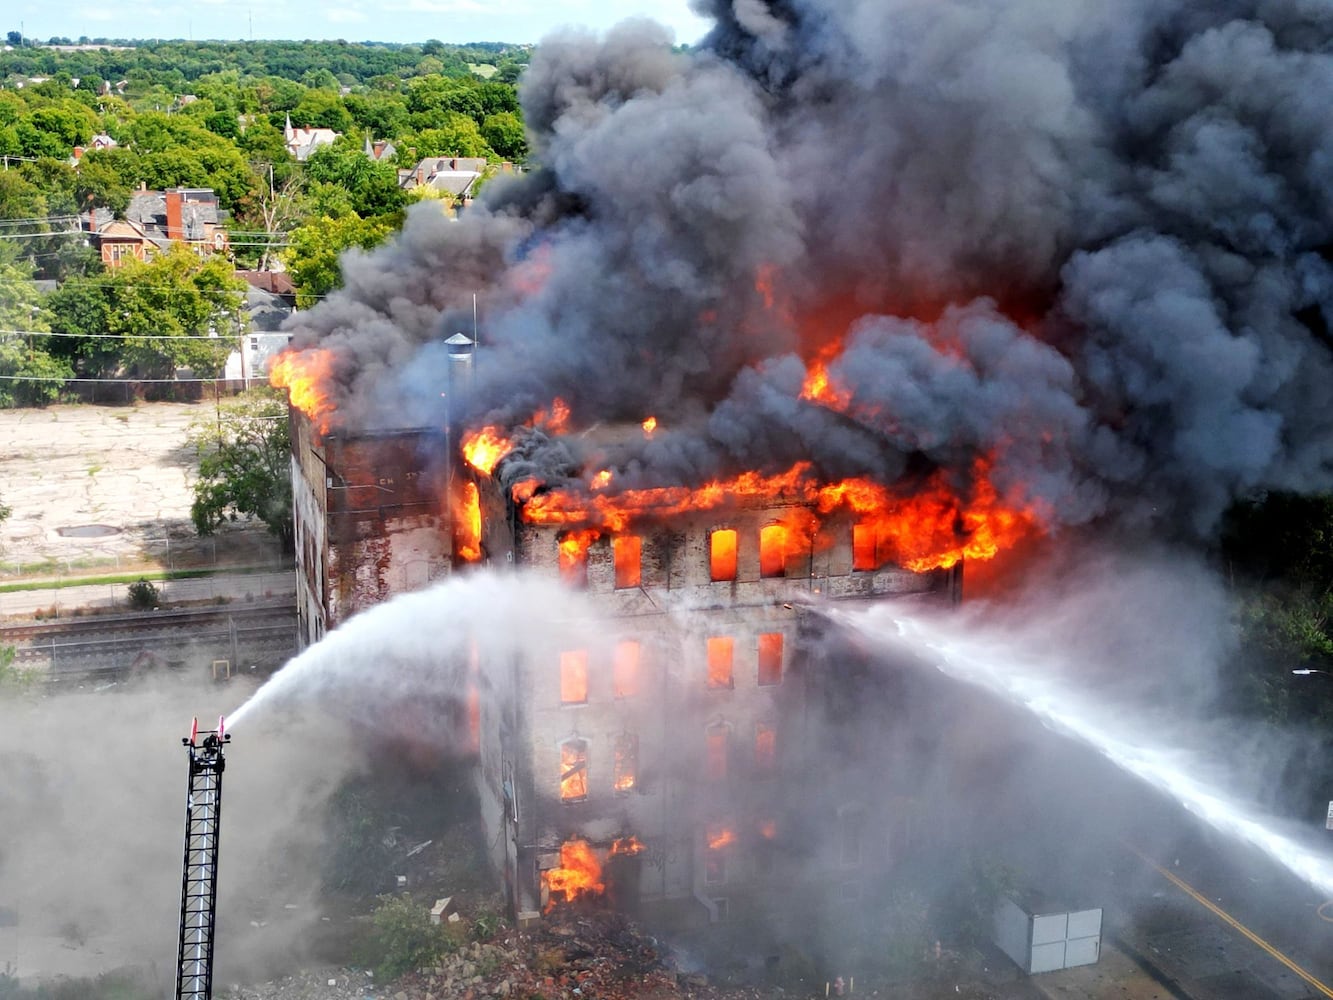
[0,37,531,87]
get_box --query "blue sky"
[7,0,714,46]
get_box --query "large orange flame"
[462,426,514,476]
[544,839,604,911]
[456,481,482,562]
[513,458,1038,571]
[269,348,336,434]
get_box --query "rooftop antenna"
[472,292,479,352]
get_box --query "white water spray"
[226,572,606,731]
[833,601,1333,899]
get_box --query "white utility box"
[993,893,1102,974]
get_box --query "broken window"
[852,523,878,571]
[710,528,738,581]
[754,722,776,773]
[558,531,591,588]
[613,640,640,699]
[707,636,734,689]
[559,738,589,802]
[613,731,638,794]
[705,823,732,885]
[614,535,642,589]
[759,524,788,578]
[560,649,588,705]
[757,632,783,686]
[705,722,729,781]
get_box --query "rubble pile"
[226,910,767,1000]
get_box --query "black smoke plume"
[284,0,1333,541]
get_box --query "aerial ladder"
[174,717,230,1000]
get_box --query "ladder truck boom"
[175,717,229,1000]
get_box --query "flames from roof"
[270,0,1333,556]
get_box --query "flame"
[269,348,336,434]
[801,359,852,409]
[516,457,1037,573]
[534,397,571,434]
[707,826,736,850]
[543,839,603,911]
[642,416,657,437]
[758,819,777,840]
[610,835,645,856]
[456,481,482,562]
[591,469,613,491]
[759,510,818,577]
[755,264,777,311]
[558,529,599,586]
[462,426,514,476]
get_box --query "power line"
[0,329,276,341]
[0,374,265,384]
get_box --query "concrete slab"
[0,402,284,583]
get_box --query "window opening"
[759,524,788,578]
[560,739,589,802]
[613,731,638,794]
[705,723,729,781]
[757,632,783,686]
[614,535,642,589]
[560,649,588,705]
[852,523,878,572]
[613,640,640,698]
[707,636,734,689]
[754,722,776,773]
[558,530,593,588]
[710,528,738,581]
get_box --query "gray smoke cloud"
[284,0,1333,541]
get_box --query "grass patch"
[0,565,290,595]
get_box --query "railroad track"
[2,600,300,679]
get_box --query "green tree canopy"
[283,212,397,308]
[0,243,71,406]
[188,387,294,551]
[47,245,245,378]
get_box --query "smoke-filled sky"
[285,0,1333,549]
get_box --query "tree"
[0,243,70,405]
[188,387,294,552]
[481,111,526,161]
[48,246,245,378]
[408,115,494,160]
[304,143,404,217]
[283,212,397,308]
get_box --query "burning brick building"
[272,0,1333,957]
[284,341,967,935]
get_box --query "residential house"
[225,270,298,385]
[88,187,230,268]
[284,114,341,161]
[364,136,397,162]
[69,132,117,164]
[398,156,490,205]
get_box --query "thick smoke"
[286,0,1333,541]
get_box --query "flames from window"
[707,636,734,689]
[543,838,603,910]
[560,650,588,705]
[455,481,482,562]
[558,529,596,587]
[710,529,738,581]
[560,739,588,801]
[613,732,638,793]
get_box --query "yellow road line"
[1131,849,1333,999]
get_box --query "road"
[897,659,1333,1000]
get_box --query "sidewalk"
[1028,940,1180,1000]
